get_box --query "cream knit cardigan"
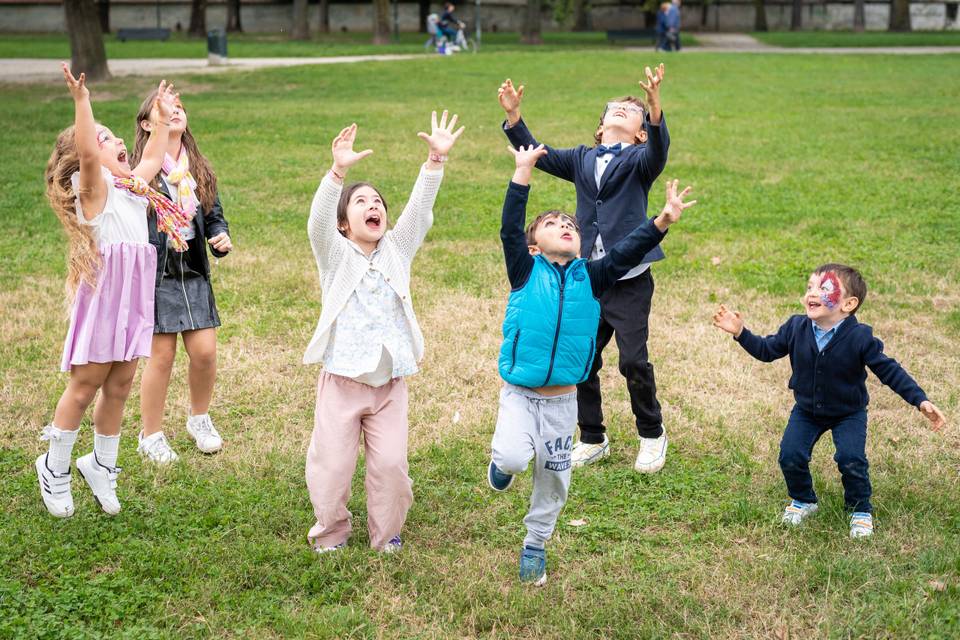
[303,165,443,365]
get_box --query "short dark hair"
[525,210,579,246]
[594,95,647,145]
[813,263,867,313]
[336,182,388,237]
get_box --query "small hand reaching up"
[330,123,373,182]
[713,304,744,338]
[653,179,695,230]
[61,62,89,102]
[418,110,465,168]
[638,63,665,124]
[508,144,547,186]
[498,79,524,125]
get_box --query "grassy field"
[753,30,960,47]
[1,51,959,638]
[0,30,697,59]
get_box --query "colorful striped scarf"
[161,149,200,218]
[114,175,191,252]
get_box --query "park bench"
[117,28,171,42]
[606,29,657,45]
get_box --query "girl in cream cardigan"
[304,112,464,553]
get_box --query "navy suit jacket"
[503,114,670,265]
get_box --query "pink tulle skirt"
[60,242,157,372]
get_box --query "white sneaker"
[781,500,819,526]
[76,452,121,515]
[850,512,874,538]
[634,430,668,474]
[35,453,74,518]
[571,436,610,468]
[186,413,223,454]
[137,431,179,464]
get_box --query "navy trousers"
[778,406,872,513]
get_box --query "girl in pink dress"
[36,64,185,518]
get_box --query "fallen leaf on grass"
[568,518,588,527]
[929,580,947,591]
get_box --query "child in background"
[38,65,180,517]
[713,264,946,537]
[303,112,464,553]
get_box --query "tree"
[754,0,768,31]
[291,0,310,39]
[64,0,110,81]
[227,0,243,32]
[521,0,543,44]
[188,0,207,37]
[419,0,430,33]
[889,0,911,31]
[98,0,109,34]
[790,0,802,30]
[572,0,591,31]
[319,0,331,33]
[372,0,391,44]
[853,0,865,31]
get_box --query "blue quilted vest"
[498,256,600,387]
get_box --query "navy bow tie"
[597,143,622,157]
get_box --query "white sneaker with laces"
[850,512,874,538]
[137,430,179,464]
[781,499,819,526]
[35,453,74,518]
[634,430,668,473]
[571,436,610,468]
[186,413,223,454]
[76,452,121,515]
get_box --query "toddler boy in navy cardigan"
[714,264,946,538]
[489,143,695,585]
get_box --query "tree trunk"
[754,0,768,31]
[419,0,430,33]
[64,0,110,81]
[319,0,330,33]
[291,0,310,39]
[227,0,243,32]
[98,0,109,34]
[521,0,542,44]
[572,0,590,31]
[188,0,207,37]
[852,0,865,31]
[790,0,802,30]
[889,0,911,31]
[372,0,391,44]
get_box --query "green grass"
[0,30,697,59]
[1,51,959,638]
[753,30,960,48]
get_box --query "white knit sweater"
[303,165,443,365]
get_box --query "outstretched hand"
[638,63,665,123]
[61,62,89,102]
[658,179,695,224]
[150,80,177,124]
[498,78,524,116]
[417,110,465,158]
[919,401,947,432]
[712,304,744,337]
[508,143,547,170]
[331,123,373,175]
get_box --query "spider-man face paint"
[819,271,842,309]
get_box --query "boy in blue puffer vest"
[488,143,695,585]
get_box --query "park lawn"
[753,30,960,47]
[1,52,959,638]
[0,30,697,59]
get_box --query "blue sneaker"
[487,459,514,492]
[519,545,547,586]
[381,535,403,554]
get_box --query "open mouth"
[807,300,822,311]
[364,213,382,229]
[117,150,127,164]
[561,232,573,241]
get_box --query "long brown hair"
[45,125,102,304]
[131,90,218,213]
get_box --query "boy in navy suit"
[498,64,672,474]
[713,264,946,537]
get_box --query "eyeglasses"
[605,102,644,115]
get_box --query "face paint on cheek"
[819,272,842,309]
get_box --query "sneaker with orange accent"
[849,512,873,538]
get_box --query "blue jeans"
[778,406,872,513]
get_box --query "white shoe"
[781,500,819,526]
[571,436,610,468]
[137,431,179,464]
[634,430,668,474]
[186,413,223,454]
[76,452,121,515]
[36,453,74,518]
[850,512,873,538]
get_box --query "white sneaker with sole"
[186,413,223,454]
[634,430,668,474]
[781,500,819,526]
[571,436,610,468]
[137,431,179,464]
[850,512,873,538]
[76,452,121,515]
[36,453,74,518]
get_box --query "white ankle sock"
[41,424,78,474]
[93,432,121,469]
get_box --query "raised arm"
[635,64,670,184]
[391,109,464,260]
[132,80,176,183]
[498,79,578,182]
[500,144,546,289]
[62,63,105,221]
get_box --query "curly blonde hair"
[45,125,101,305]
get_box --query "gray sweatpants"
[490,384,577,549]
